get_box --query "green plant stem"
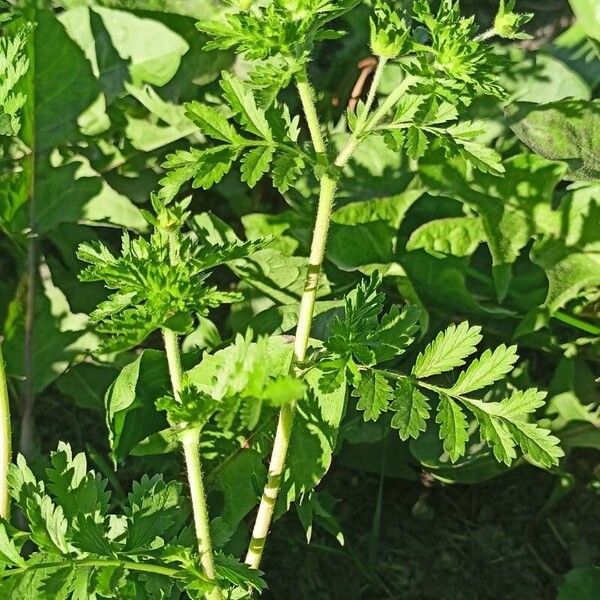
[162,329,223,600]
[0,558,179,579]
[246,65,385,570]
[365,73,417,131]
[475,28,497,42]
[0,343,11,519]
[354,56,388,133]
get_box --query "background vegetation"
[0,0,598,598]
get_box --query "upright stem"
[245,64,381,569]
[162,329,223,600]
[0,343,11,519]
[353,57,387,134]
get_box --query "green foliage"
[494,0,533,40]
[77,196,266,351]
[0,25,29,136]
[0,0,597,597]
[320,275,564,468]
[160,72,308,200]
[0,444,265,599]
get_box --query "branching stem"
[162,329,223,600]
[245,62,388,569]
[0,342,11,519]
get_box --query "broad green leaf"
[240,145,275,188]
[60,5,189,89]
[558,567,600,600]
[276,367,347,515]
[450,344,518,395]
[568,0,600,42]
[406,216,485,257]
[420,151,566,299]
[390,378,430,440]
[2,267,98,395]
[412,322,482,379]
[530,183,600,311]
[436,393,469,462]
[124,83,198,151]
[352,370,392,421]
[507,100,600,181]
[502,49,591,104]
[104,350,170,464]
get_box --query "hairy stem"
[0,558,179,579]
[0,342,11,519]
[246,64,384,569]
[353,56,387,134]
[475,28,497,42]
[162,329,223,600]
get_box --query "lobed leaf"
[450,344,518,395]
[391,378,430,441]
[412,322,482,379]
[436,393,469,462]
[352,370,392,422]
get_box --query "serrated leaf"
[240,145,275,188]
[352,370,392,421]
[220,72,272,139]
[468,402,517,465]
[406,126,429,159]
[215,554,266,592]
[191,147,238,190]
[184,101,240,143]
[391,378,430,440]
[46,442,110,521]
[503,420,564,468]
[436,393,469,462]
[497,388,547,419]
[272,153,305,194]
[412,322,482,378]
[124,475,182,552]
[0,522,25,567]
[450,344,518,395]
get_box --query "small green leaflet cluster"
[408,0,504,101]
[0,443,266,599]
[318,272,420,400]
[160,72,309,201]
[319,275,564,468]
[364,0,508,173]
[78,195,267,351]
[0,22,29,137]
[158,333,305,433]
[494,0,533,40]
[198,0,359,94]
